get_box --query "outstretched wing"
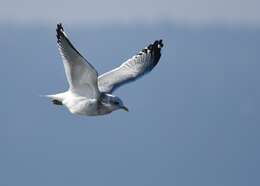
[98,40,163,93]
[56,23,100,99]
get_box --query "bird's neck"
[100,93,114,103]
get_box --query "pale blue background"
[1,23,259,186]
[1,0,260,184]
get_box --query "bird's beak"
[121,106,129,112]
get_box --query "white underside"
[47,91,102,116]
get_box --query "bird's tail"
[44,92,66,105]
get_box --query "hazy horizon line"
[1,20,260,30]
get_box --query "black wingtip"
[150,39,163,67]
[158,39,164,48]
[153,39,163,49]
[56,23,64,42]
[57,23,63,31]
[140,39,164,55]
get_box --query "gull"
[46,23,164,116]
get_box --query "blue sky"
[1,24,260,186]
[1,1,260,186]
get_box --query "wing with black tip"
[56,23,100,99]
[98,40,164,93]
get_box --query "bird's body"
[47,23,163,116]
[48,91,121,116]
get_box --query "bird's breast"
[64,97,98,116]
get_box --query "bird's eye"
[114,101,119,105]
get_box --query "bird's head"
[109,96,129,112]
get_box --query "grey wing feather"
[56,23,100,99]
[98,40,163,93]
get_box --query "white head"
[102,94,128,112]
[109,96,129,112]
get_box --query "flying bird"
[47,23,164,116]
